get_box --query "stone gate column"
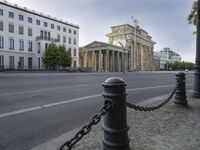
[92,51,95,71]
[112,51,115,72]
[98,50,102,72]
[106,50,110,72]
[130,41,134,71]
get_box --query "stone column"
[137,44,141,70]
[98,50,102,72]
[112,51,115,72]
[92,51,95,72]
[151,47,154,71]
[130,41,134,71]
[140,45,144,71]
[84,51,88,67]
[106,50,110,72]
[133,41,137,70]
[143,46,147,71]
[117,52,121,72]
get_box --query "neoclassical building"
[79,41,128,72]
[0,1,79,70]
[107,24,156,71]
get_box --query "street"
[0,72,194,150]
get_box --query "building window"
[19,26,24,35]
[44,31,47,40]
[9,56,14,69]
[40,30,43,38]
[73,48,76,56]
[0,36,4,49]
[28,17,32,23]
[28,57,32,69]
[0,21,3,31]
[9,38,14,50]
[9,12,14,18]
[0,9,3,16]
[28,28,32,36]
[38,42,40,54]
[68,37,71,44]
[28,41,32,52]
[18,57,24,69]
[74,30,76,35]
[0,55,4,69]
[73,39,76,45]
[63,36,66,43]
[57,25,60,31]
[48,32,51,40]
[36,20,40,25]
[19,15,24,21]
[9,24,14,33]
[63,27,66,32]
[45,43,48,50]
[69,29,71,33]
[57,34,60,42]
[19,40,24,51]
[73,60,76,68]
[68,48,71,56]
[44,22,48,27]
[51,24,54,29]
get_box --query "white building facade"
[157,47,182,70]
[0,1,79,70]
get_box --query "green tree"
[188,1,197,26]
[58,45,72,68]
[43,44,72,70]
[164,61,194,70]
[43,44,58,69]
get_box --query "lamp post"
[192,0,200,98]
[132,17,138,71]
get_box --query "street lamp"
[131,16,138,71]
[192,0,200,98]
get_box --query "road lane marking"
[0,84,90,97]
[0,84,193,118]
[0,106,42,118]
[43,94,101,107]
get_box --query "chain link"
[60,102,112,150]
[127,88,176,111]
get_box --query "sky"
[7,0,196,62]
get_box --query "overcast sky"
[8,0,195,62]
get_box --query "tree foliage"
[164,61,194,70]
[188,1,198,26]
[43,44,72,70]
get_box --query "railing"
[60,72,188,150]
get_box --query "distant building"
[157,47,182,70]
[106,24,156,71]
[0,1,79,70]
[153,52,160,71]
[79,41,127,72]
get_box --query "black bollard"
[174,72,188,105]
[102,77,131,150]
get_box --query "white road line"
[0,84,193,118]
[43,94,101,108]
[0,106,42,118]
[127,84,174,92]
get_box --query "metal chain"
[127,88,176,111]
[60,101,112,150]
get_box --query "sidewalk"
[31,92,200,150]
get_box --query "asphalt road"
[0,72,194,150]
